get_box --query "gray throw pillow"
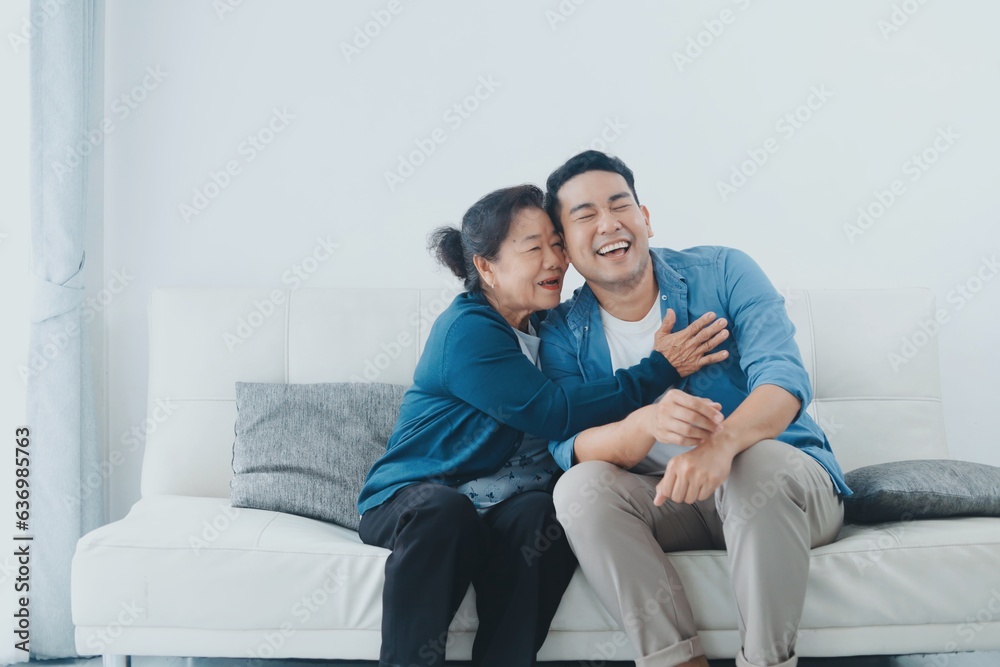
[843,459,1000,524]
[231,381,406,531]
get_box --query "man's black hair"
[544,150,639,222]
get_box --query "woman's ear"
[472,254,495,289]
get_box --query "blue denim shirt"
[539,246,852,497]
[357,290,681,515]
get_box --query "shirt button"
[661,295,667,300]
[583,326,588,331]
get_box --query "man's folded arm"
[539,324,658,470]
[717,247,813,423]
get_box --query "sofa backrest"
[140,287,949,499]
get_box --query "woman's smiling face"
[475,206,568,330]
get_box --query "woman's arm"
[440,311,673,441]
[572,391,725,467]
[443,310,725,442]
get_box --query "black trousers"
[358,482,577,667]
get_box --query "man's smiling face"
[555,169,653,291]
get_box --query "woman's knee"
[400,483,482,535]
[494,493,575,567]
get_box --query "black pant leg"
[359,483,490,667]
[470,490,578,667]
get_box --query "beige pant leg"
[714,439,844,667]
[553,460,724,667]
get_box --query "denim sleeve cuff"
[750,368,812,422]
[549,435,578,471]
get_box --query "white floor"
[27,653,1000,667]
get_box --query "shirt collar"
[565,248,686,331]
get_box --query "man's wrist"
[704,425,742,458]
[626,405,654,440]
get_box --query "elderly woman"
[357,184,726,667]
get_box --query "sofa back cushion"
[140,286,949,500]
[782,288,948,472]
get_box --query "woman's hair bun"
[428,225,467,281]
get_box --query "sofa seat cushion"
[72,495,1000,637]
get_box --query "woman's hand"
[573,390,725,469]
[653,309,730,377]
[641,388,725,447]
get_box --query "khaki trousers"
[553,439,843,667]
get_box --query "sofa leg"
[103,655,130,667]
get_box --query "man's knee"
[553,460,623,519]
[717,440,805,521]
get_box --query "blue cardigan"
[357,290,679,515]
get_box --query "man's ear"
[472,254,495,288]
[640,204,653,239]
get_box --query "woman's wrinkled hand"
[653,309,730,377]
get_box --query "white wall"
[102,0,1000,520]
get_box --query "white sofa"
[72,286,1000,665]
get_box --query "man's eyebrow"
[609,191,633,203]
[568,192,633,215]
[568,202,596,216]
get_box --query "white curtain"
[26,0,101,657]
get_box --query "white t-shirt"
[599,300,691,474]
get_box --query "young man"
[539,151,852,667]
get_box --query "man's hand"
[654,309,730,377]
[644,388,724,447]
[654,441,734,505]
[574,390,724,469]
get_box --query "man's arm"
[574,391,725,468]
[654,384,799,505]
[720,248,814,419]
[654,247,814,505]
[540,308,730,470]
